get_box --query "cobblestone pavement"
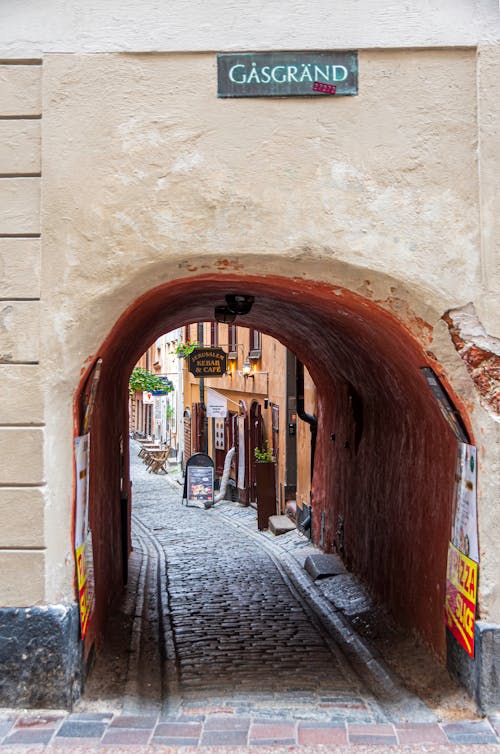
[0,441,498,752]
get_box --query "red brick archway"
[76,274,472,664]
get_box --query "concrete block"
[0,488,45,548]
[268,515,296,536]
[447,621,500,713]
[304,554,347,580]
[0,121,41,174]
[0,238,41,298]
[0,65,41,117]
[0,550,45,606]
[0,177,40,234]
[0,364,43,424]
[0,301,40,363]
[0,603,82,708]
[0,428,44,485]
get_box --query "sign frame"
[183,452,215,508]
[217,51,358,98]
[189,347,227,378]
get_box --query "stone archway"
[75,272,473,672]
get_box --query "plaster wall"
[0,62,44,609]
[1,0,500,57]
[33,48,498,618]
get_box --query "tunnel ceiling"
[101,274,435,407]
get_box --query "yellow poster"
[445,542,478,658]
[75,533,95,640]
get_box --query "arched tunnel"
[77,273,471,672]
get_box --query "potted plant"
[128,367,173,397]
[175,339,199,359]
[254,442,277,530]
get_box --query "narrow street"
[1,442,498,751]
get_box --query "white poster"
[207,388,228,418]
[142,390,154,404]
[215,419,225,450]
[237,415,245,488]
[74,433,90,549]
[452,443,479,562]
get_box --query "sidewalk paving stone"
[348,723,398,745]
[394,722,448,745]
[101,727,153,745]
[442,719,498,744]
[55,721,106,738]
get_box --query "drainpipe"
[296,359,317,482]
[199,377,208,454]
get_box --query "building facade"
[0,1,499,711]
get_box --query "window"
[249,329,261,351]
[197,322,204,346]
[210,322,219,347]
[229,325,238,353]
[248,329,262,360]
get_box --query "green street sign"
[217,51,358,98]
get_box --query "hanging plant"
[175,339,199,358]
[128,367,173,396]
[254,441,275,463]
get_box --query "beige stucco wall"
[0,46,498,624]
[0,63,45,608]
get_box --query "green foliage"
[129,367,173,395]
[175,339,199,358]
[254,441,275,463]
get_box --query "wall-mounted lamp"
[242,359,254,379]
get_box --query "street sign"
[189,348,227,377]
[217,51,358,98]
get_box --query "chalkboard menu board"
[187,466,214,505]
[184,453,215,507]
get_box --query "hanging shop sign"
[189,347,227,377]
[217,51,358,98]
[445,541,478,658]
[207,388,228,418]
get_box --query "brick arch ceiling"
[82,273,468,659]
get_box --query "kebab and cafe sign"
[188,347,227,377]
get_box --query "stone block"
[304,554,347,580]
[268,515,296,536]
[0,238,41,298]
[0,550,45,606]
[0,301,40,363]
[0,364,43,423]
[0,488,45,548]
[447,621,500,713]
[0,603,82,708]
[0,177,40,234]
[0,428,44,485]
[0,65,41,117]
[0,121,40,174]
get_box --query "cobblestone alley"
[0,442,498,751]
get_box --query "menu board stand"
[183,453,215,508]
